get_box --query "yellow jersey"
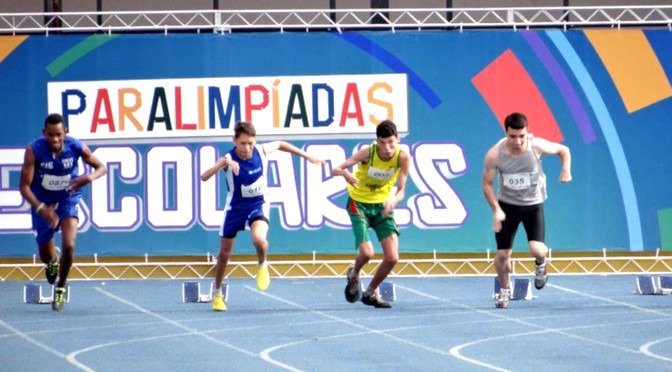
[347,142,402,203]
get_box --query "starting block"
[635,275,672,295]
[359,282,396,302]
[182,282,228,303]
[379,282,396,302]
[23,284,70,304]
[494,277,533,300]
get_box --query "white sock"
[363,287,373,296]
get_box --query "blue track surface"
[1,275,671,371]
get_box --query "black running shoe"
[344,267,361,303]
[362,290,392,309]
[52,286,66,312]
[45,247,60,285]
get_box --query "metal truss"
[0,6,671,35]
[2,253,672,281]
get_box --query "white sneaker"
[535,258,548,290]
[495,287,511,308]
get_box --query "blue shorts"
[219,203,269,239]
[31,197,80,245]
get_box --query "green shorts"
[346,197,400,248]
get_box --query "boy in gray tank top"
[482,112,572,308]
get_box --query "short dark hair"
[44,113,64,128]
[234,121,256,138]
[376,119,398,138]
[504,113,528,131]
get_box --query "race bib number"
[241,178,265,198]
[41,174,71,191]
[502,172,531,190]
[367,166,395,181]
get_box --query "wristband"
[35,202,45,213]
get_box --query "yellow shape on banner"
[0,35,28,63]
[585,29,672,113]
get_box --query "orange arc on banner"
[0,35,28,63]
[472,49,563,142]
[585,29,672,113]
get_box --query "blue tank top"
[223,145,267,209]
[30,136,84,204]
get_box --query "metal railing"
[0,6,671,35]
[2,252,671,281]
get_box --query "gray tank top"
[497,135,547,206]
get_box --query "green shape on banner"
[46,34,119,77]
[658,208,672,250]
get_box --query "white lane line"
[259,342,307,372]
[640,337,672,362]
[399,284,648,371]
[0,306,643,341]
[547,283,672,317]
[0,318,88,370]
[65,331,193,369]
[255,282,668,371]
[399,285,524,371]
[246,285,457,371]
[549,283,672,365]
[94,287,256,356]
[63,286,264,370]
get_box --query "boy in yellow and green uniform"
[331,120,411,308]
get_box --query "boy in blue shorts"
[201,121,324,311]
[20,113,107,311]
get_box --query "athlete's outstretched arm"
[264,141,325,165]
[201,155,238,181]
[534,138,572,183]
[331,146,370,187]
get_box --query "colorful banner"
[47,74,409,143]
[0,30,671,256]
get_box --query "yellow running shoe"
[212,293,226,311]
[256,263,270,291]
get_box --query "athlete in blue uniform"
[200,121,324,311]
[20,113,107,311]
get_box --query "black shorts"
[495,200,545,249]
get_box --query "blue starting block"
[660,276,672,290]
[23,284,70,304]
[358,282,396,302]
[494,277,533,300]
[635,275,672,295]
[379,282,396,302]
[182,282,228,303]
